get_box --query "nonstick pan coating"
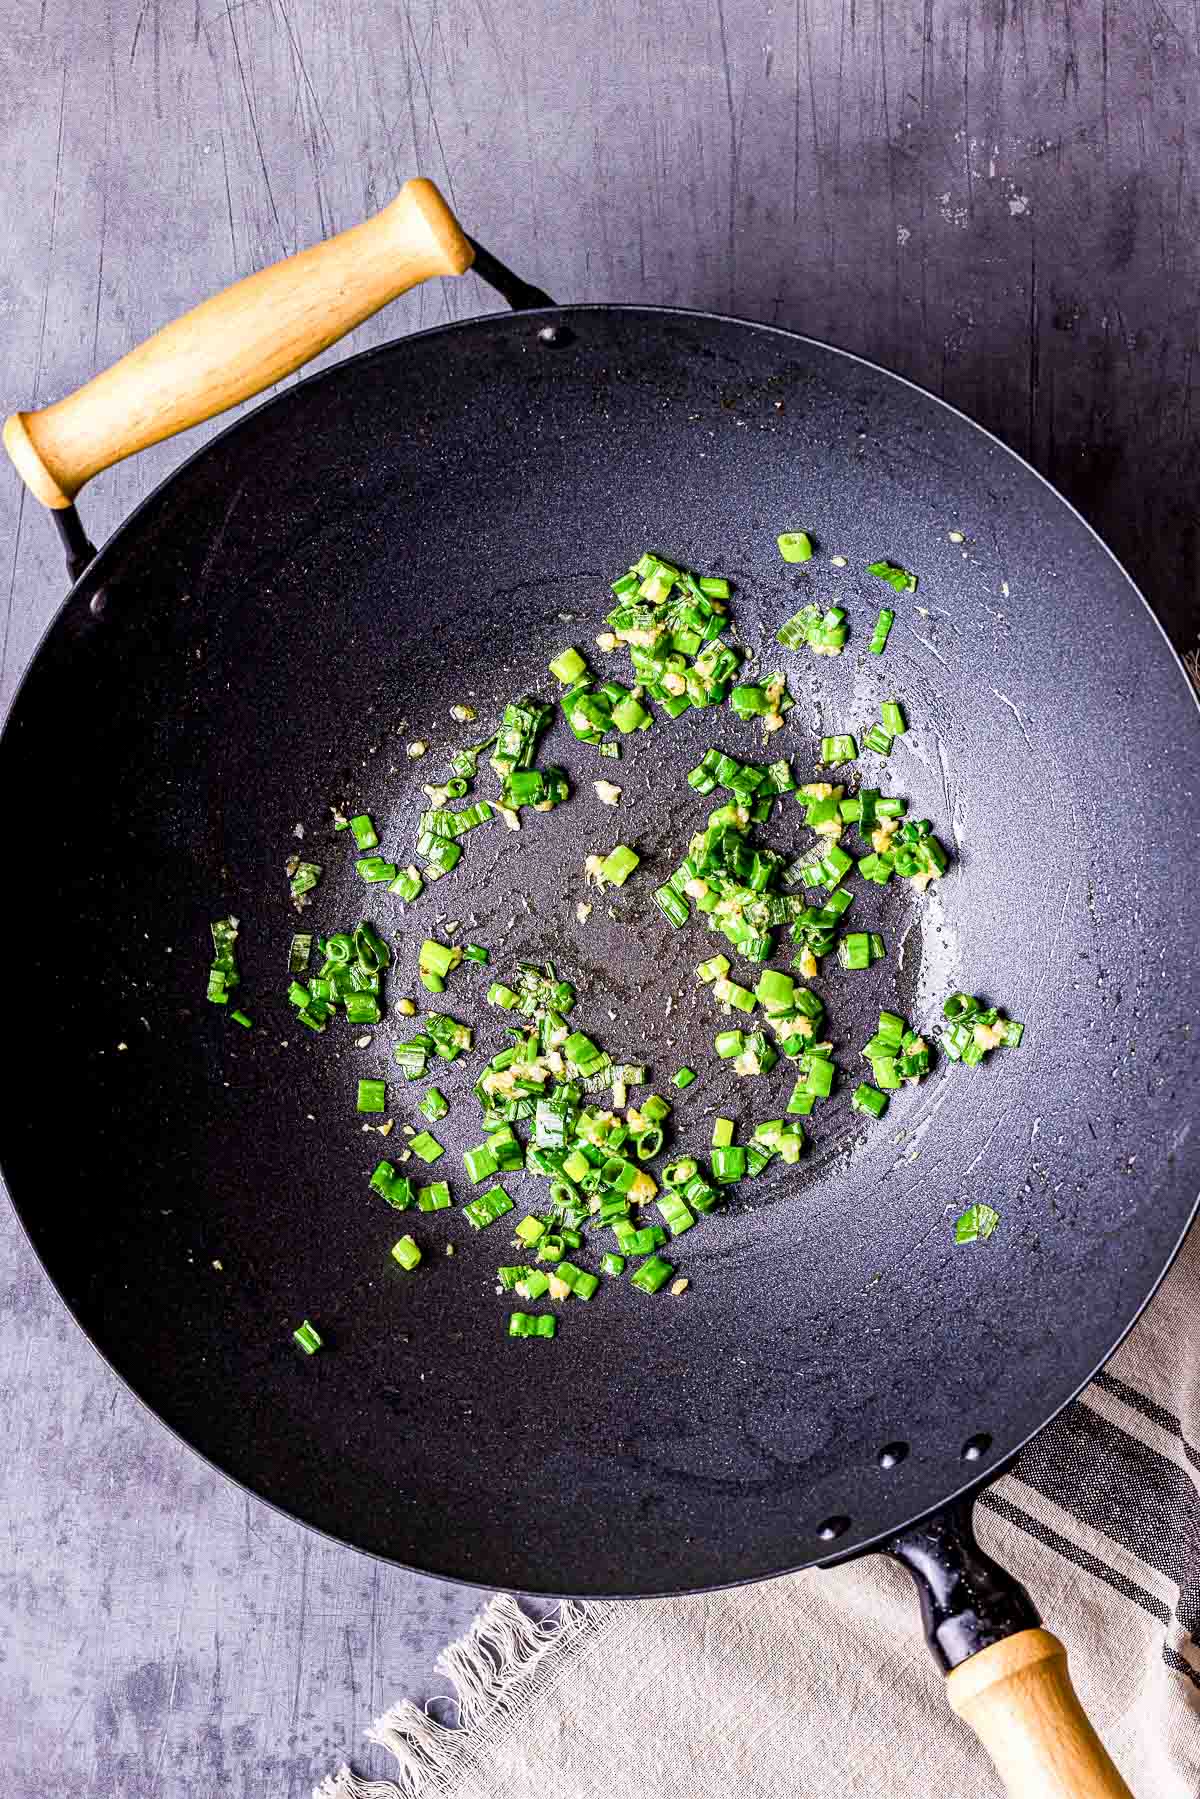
[2,306,1197,1596]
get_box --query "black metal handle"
[466,237,555,311]
[883,1494,1041,1673]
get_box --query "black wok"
[4,180,1197,1794]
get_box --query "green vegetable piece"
[838,933,872,970]
[549,647,588,684]
[630,1254,674,1294]
[464,1184,513,1229]
[345,992,381,1024]
[369,1161,413,1209]
[599,844,640,887]
[289,934,313,974]
[356,1079,387,1114]
[711,1145,746,1183]
[229,1009,253,1029]
[777,531,813,563]
[882,700,907,737]
[349,814,379,850]
[293,1320,322,1354]
[391,1234,422,1270]
[420,1086,449,1122]
[388,866,424,902]
[417,1181,451,1212]
[955,1202,1001,1243]
[465,1143,500,1183]
[869,609,895,655]
[419,939,459,979]
[601,1252,626,1277]
[409,1131,445,1164]
[867,560,917,594]
[673,1066,696,1089]
[515,1215,547,1246]
[819,733,858,765]
[851,1082,888,1119]
[289,861,322,898]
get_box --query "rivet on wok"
[961,1432,992,1462]
[878,1442,909,1469]
[537,323,571,346]
[816,1514,851,1541]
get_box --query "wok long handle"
[885,1498,1133,1797]
[947,1629,1134,1798]
[3,178,472,509]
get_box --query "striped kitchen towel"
[318,1221,1200,1799]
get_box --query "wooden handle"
[3,177,473,508]
[947,1628,1134,1798]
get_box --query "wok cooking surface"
[1,307,1196,1594]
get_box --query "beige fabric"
[319,1228,1200,1799]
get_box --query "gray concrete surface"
[1,3,1198,1793]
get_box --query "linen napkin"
[317,1219,1200,1798]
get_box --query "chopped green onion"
[464,1143,499,1183]
[601,1252,626,1276]
[598,843,640,887]
[288,933,313,974]
[673,1066,696,1089]
[630,1254,674,1294]
[549,647,588,684]
[955,1202,1000,1243]
[388,865,424,902]
[654,884,689,927]
[881,701,907,737]
[349,814,379,850]
[777,531,813,563]
[289,861,322,898]
[711,1145,745,1183]
[230,1009,253,1029]
[819,734,857,765]
[861,724,893,757]
[867,560,917,594]
[420,1086,449,1122]
[869,609,895,655]
[370,1161,413,1209]
[356,1079,387,1114]
[409,1130,445,1164]
[391,1234,422,1270]
[464,1184,513,1229]
[417,1181,451,1211]
[293,1320,322,1354]
[508,1311,556,1338]
[345,992,381,1024]
[852,1082,888,1119]
[356,855,398,883]
[419,939,461,980]
[464,943,489,964]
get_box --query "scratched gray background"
[1,3,1198,1794]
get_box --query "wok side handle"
[3,178,472,510]
[885,1497,1134,1798]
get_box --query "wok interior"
[2,309,1196,1593]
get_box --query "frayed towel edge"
[314,1593,606,1799]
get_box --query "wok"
[5,180,1198,1797]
